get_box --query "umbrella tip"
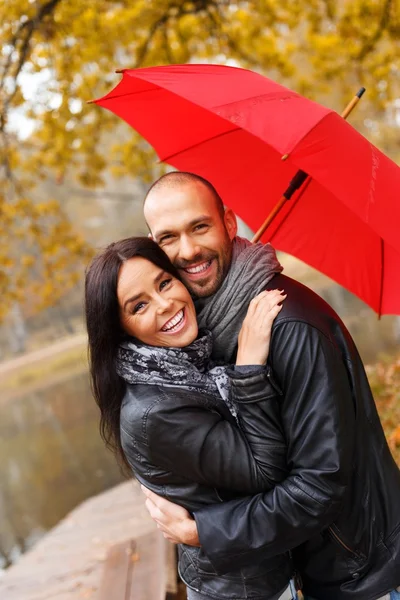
[357,87,366,98]
[281,153,289,161]
[115,69,125,74]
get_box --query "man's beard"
[175,247,231,298]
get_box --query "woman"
[85,236,296,600]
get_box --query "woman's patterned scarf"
[116,330,237,417]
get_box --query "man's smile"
[182,259,214,280]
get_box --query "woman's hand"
[236,290,286,366]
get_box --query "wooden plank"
[128,531,168,600]
[165,543,178,597]
[97,538,135,600]
[97,531,178,600]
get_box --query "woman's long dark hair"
[85,236,181,473]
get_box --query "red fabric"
[94,64,400,315]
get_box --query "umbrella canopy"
[92,64,400,316]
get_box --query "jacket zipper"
[328,526,359,557]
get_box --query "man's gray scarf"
[116,331,237,417]
[195,236,283,362]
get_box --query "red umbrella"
[92,64,400,316]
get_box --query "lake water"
[0,372,125,570]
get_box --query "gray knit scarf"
[195,236,283,362]
[116,330,237,417]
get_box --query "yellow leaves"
[0,193,94,320]
[367,356,400,465]
[389,426,400,452]
[21,255,35,267]
[1,0,400,325]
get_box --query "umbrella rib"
[92,87,157,103]
[160,127,241,163]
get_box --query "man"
[142,171,400,600]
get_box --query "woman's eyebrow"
[123,271,167,311]
[123,293,142,311]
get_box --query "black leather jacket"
[194,274,400,600]
[120,366,293,599]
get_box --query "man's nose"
[178,236,200,262]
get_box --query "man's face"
[144,182,237,298]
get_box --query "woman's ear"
[224,208,238,241]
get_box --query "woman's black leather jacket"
[120,367,292,600]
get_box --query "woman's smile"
[161,308,187,333]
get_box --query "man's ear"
[224,208,238,241]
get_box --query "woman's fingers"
[237,291,286,366]
[251,291,286,329]
[244,290,285,325]
[263,301,284,322]
[248,289,284,311]
[246,289,269,315]
[252,290,286,316]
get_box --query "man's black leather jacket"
[194,274,400,600]
[120,361,293,599]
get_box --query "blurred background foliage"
[367,356,400,464]
[0,0,399,571]
[1,0,400,324]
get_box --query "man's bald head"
[144,172,225,224]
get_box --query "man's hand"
[141,485,200,546]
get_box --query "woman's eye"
[132,302,146,314]
[160,278,172,290]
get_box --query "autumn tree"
[1,0,399,321]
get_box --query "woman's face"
[117,257,198,348]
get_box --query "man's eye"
[159,235,174,244]
[194,224,208,232]
[160,278,172,290]
[132,302,146,314]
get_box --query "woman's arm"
[142,379,285,493]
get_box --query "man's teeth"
[162,310,184,332]
[185,260,211,274]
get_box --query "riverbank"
[1,333,87,401]
[0,480,158,600]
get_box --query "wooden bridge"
[0,480,184,600]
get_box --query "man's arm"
[193,321,356,572]
[144,321,356,573]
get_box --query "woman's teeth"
[162,309,184,332]
[185,260,211,274]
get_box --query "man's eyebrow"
[123,270,167,311]
[154,216,212,240]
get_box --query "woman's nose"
[156,295,173,313]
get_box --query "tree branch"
[134,0,223,68]
[0,0,63,130]
[357,0,392,61]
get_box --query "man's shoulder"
[264,273,345,332]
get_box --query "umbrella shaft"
[251,87,366,243]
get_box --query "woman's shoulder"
[121,383,161,420]
[121,382,221,424]
[120,383,231,448]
